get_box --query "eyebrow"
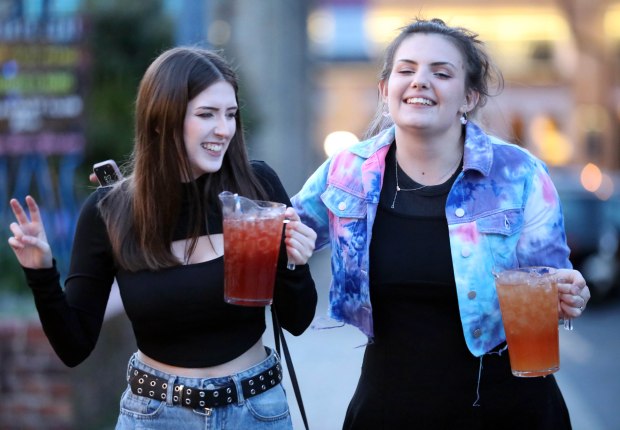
[395,59,458,70]
[194,105,238,111]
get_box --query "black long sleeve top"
[23,161,317,368]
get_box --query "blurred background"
[0,0,619,429]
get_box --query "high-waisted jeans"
[115,347,292,430]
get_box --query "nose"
[411,73,430,89]
[411,79,429,89]
[214,115,231,137]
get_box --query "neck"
[394,125,464,184]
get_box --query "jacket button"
[455,208,465,217]
[461,248,471,258]
[338,202,346,211]
[473,328,482,338]
[467,291,476,300]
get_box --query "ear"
[378,79,389,103]
[462,89,480,113]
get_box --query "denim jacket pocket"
[476,208,524,267]
[321,185,367,219]
[476,208,524,235]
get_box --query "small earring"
[460,112,468,125]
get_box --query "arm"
[291,157,332,251]
[8,193,116,367]
[251,161,318,335]
[517,162,591,317]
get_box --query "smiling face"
[183,80,238,179]
[380,33,478,135]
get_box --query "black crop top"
[23,161,317,368]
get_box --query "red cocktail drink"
[219,192,286,306]
[495,267,559,377]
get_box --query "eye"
[197,112,214,118]
[434,72,451,79]
[226,112,237,119]
[398,69,414,75]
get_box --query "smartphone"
[93,159,122,186]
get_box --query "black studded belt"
[128,362,283,410]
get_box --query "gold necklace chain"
[391,152,462,209]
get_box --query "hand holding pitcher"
[282,206,316,267]
[555,268,590,318]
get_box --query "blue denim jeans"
[115,347,292,430]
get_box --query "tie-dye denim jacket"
[292,122,571,357]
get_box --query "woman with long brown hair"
[8,47,317,429]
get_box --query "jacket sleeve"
[291,157,332,251]
[517,159,572,269]
[23,189,116,367]
[251,161,318,336]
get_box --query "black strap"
[271,305,310,430]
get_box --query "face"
[183,80,237,179]
[380,33,478,134]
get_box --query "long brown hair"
[100,47,266,271]
[365,18,503,139]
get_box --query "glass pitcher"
[494,266,559,377]
[218,191,286,306]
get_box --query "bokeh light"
[323,131,359,157]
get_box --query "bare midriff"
[137,339,267,378]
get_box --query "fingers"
[560,300,584,318]
[284,208,316,265]
[25,195,42,224]
[9,221,25,241]
[10,198,28,224]
[10,196,41,225]
[559,292,585,317]
[284,207,300,222]
[8,235,25,250]
[555,268,586,295]
[556,269,591,318]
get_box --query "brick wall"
[0,320,73,430]
[0,300,134,430]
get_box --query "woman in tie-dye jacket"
[293,18,590,429]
